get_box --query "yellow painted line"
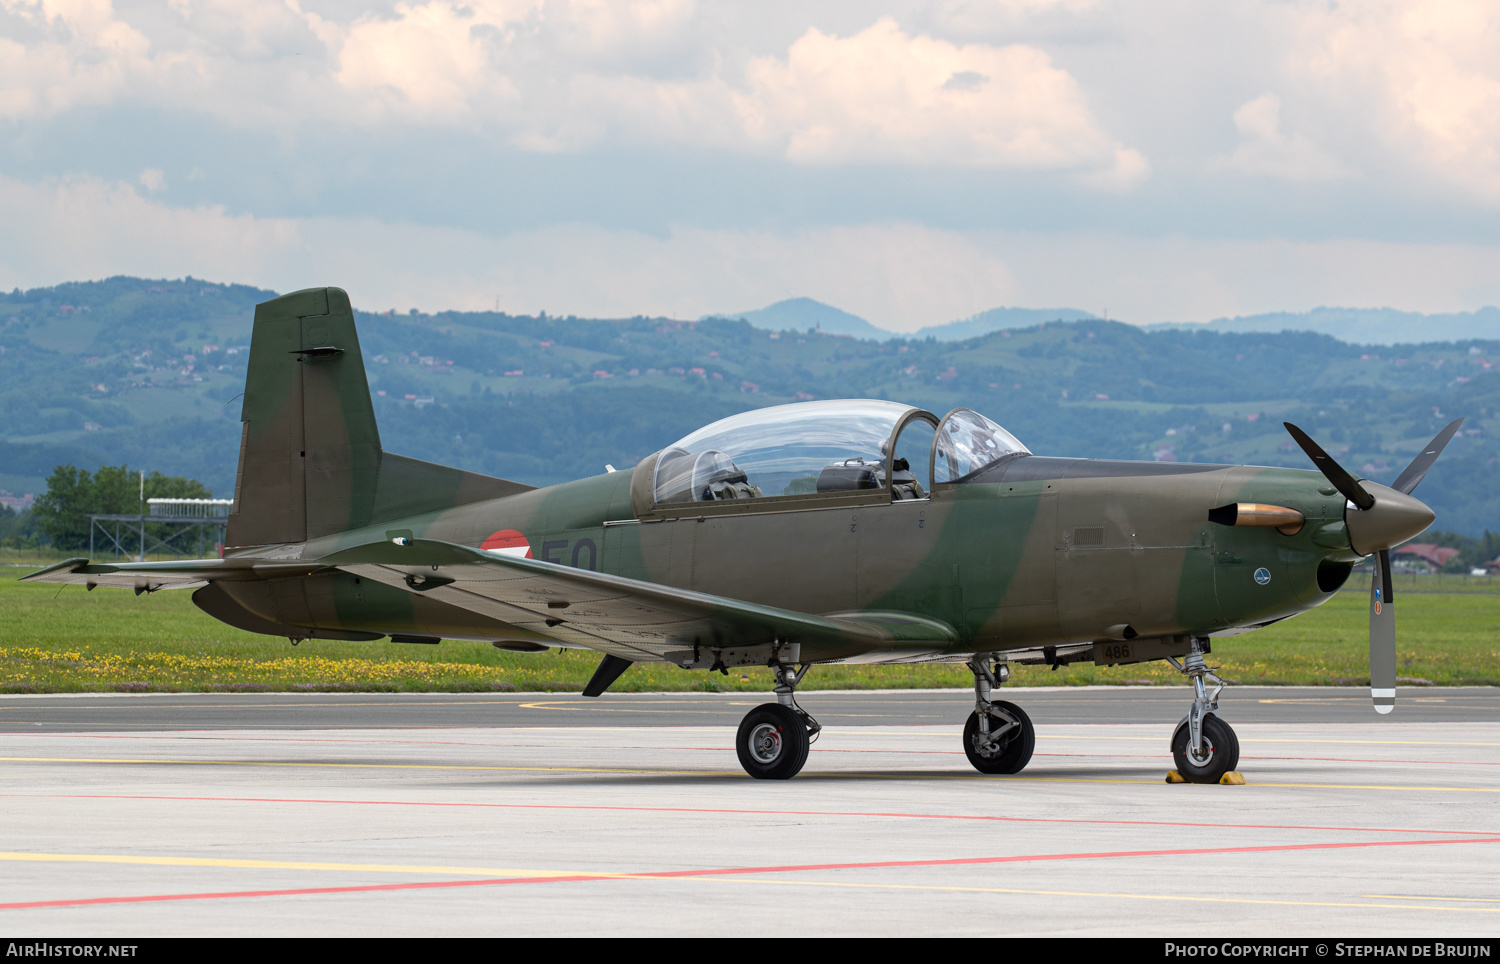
[1255,696,1491,704]
[0,756,732,777]
[0,852,587,878]
[0,702,530,711]
[9,857,1489,912]
[516,701,945,718]
[677,877,1500,913]
[1040,734,1500,747]
[517,702,762,713]
[1364,894,1500,903]
[517,700,757,707]
[0,756,1142,782]
[3,756,1499,792]
[1226,781,1500,793]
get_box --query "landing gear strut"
[963,655,1035,774]
[735,660,821,780]
[1167,637,1240,783]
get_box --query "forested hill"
[2,276,1497,534]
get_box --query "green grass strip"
[2,567,1498,693]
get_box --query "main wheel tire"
[1170,715,1240,784]
[736,703,811,780]
[963,701,1035,775]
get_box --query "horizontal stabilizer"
[21,557,319,593]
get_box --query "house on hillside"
[1392,543,1462,572]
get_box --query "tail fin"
[227,287,531,547]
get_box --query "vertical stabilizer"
[227,287,380,546]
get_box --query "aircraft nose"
[1344,482,1436,556]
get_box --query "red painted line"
[0,874,599,910]
[3,792,1497,838]
[34,736,1500,767]
[4,836,1498,912]
[1242,755,1500,767]
[65,734,511,749]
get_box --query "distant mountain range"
[715,299,1500,346]
[6,276,1500,536]
[919,307,1102,340]
[712,299,1100,341]
[1155,307,1500,346]
[715,298,892,340]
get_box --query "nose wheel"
[1166,637,1241,783]
[1170,714,1240,783]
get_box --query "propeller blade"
[1390,418,1465,496]
[1283,422,1374,510]
[1370,549,1396,715]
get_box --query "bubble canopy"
[651,399,1028,505]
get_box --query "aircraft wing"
[323,538,958,664]
[20,557,320,593]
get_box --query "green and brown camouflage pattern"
[27,286,1427,673]
[228,287,531,547]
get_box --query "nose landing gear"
[735,660,821,780]
[963,656,1035,774]
[1167,638,1240,783]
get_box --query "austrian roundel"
[481,529,533,558]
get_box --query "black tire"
[963,701,1035,775]
[736,703,811,780]
[1171,715,1240,783]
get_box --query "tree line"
[29,464,212,551]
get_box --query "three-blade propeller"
[1283,418,1463,715]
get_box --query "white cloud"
[0,0,153,120]
[138,168,164,191]
[333,0,533,121]
[4,173,1500,331]
[734,17,1145,183]
[920,0,1110,41]
[0,2,1140,182]
[1296,0,1500,200]
[0,173,301,287]
[1209,94,1351,182]
[554,0,697,55]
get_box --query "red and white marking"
[480,529,532,558]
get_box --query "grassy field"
[2,565,1498,693]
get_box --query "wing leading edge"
[322,538,958,664]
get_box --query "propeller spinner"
[1283,419,1462,715]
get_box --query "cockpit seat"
[705,479,761,500]
[817,458,882,493]
[886,458,925,501]
[693,450,763,501]
[816,457,925,499]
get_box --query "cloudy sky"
[3,0,1500,330]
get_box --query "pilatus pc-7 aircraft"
[27,288,1461,782]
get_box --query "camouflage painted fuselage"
[213,452,1356,664]
[69,285,1359,666]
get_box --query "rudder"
[228,287,380,546]
[226,287,534,549]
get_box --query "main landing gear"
[1166,637,1240,783]
[735,662,822,780]
[963,655,1035,775]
